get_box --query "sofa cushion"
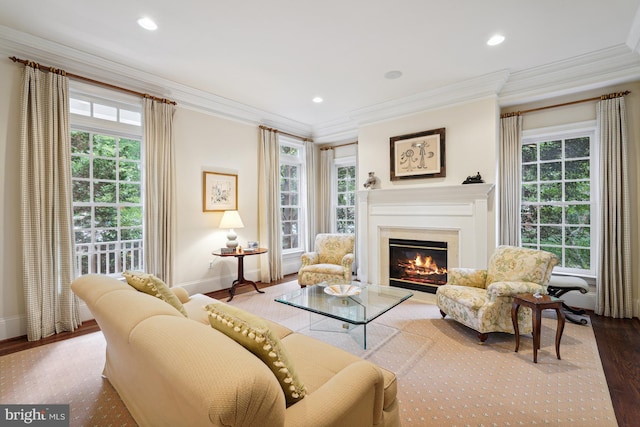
[205,302,306,406]
[123,271,188,317]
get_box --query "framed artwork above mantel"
[390,128,446,181]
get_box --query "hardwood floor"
[1,278,638,427]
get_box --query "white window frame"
[70,82,144,277]
[279,137,307,255]
[521,120,599,277]
[331,156,357,234]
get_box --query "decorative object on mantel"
[363,171,378,189]
[390,128,446,181]
[462,172,484,184]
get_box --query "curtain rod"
[259,125,313,142]
[320,141,358,151]
[500,90,630,118]
[9,56,177,105]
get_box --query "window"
[280,138,306,252]
[70,84,144,276]
[520,124,597,276]
[333,158,356,234]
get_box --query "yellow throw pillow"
[205,302,306,406]
[123,271,188,317]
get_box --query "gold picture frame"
[390,128,446,181]
[203,171,238,212]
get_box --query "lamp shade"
[219,210,244,229]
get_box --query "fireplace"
[389,239,448,293]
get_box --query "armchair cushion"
[298,234,355,286]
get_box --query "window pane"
[566,247,590,269]
[521,204,538,225]
[565,226,590,247]
[121,228,143,241]
[93,134,117,157]
[522,144,537,163]
[565,137,589,158]
[565,181,590,201]
[121,207,143,226]
[94,182,116,203]
[73,180,91,203]
[540,183,562,202]
[566,204,590,225]
[522,164,537,182]
[93,158,117,180]
[120,109,142,126]
[119,138,141,160]
[522,184,538,202]
[521,225,538,244]
[73,206,92,228]
[96,229,118,242]
[119,161,141,182]
[540,225,562,245]
[71,131,90,154]
[119,183,141,203]
[70,98,91,116]
[565,159,589,180]
[540,205,562,224]
[72,156,90,178]
[95,207,117,227]
[93,103,117,121]
[539,140,561,161]
[540,162,561,181]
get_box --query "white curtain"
[143,98,177,284]
[305,140,319,251]
[20,64,81,341]
[595,95,633,318]
[258,128,283,282]
[498,115,523,246]
[319,148,334,234]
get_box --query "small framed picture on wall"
[203,171,238,212]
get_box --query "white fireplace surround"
[357,184,495,285]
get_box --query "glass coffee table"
[275,282,413,349]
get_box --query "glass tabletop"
[274,282,413,325]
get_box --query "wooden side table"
[511,293,565,363]
[212,248,267,302]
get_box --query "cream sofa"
[71,274,400,427]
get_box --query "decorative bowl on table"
[323,284,361,297]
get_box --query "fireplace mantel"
[357,183,495,285]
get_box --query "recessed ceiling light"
[137,17,158,31]
[312,97,323,103]
[384,70,403,80]
[487,34,505,46]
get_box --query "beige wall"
[357,97,499,254]
[0,59,264,338]
[503,82,640,317]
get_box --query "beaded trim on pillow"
[122,271,188,317]
[205,302,306,406]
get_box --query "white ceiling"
[1,0,640,140]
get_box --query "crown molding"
[498,44,640,106]
[0,25,312,138]
[348,70,510,127]
[626,5,640,54]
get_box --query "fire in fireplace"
[389,239,447,293]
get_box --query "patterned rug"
[0,281,617,426]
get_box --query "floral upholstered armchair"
[298,234,355,287]
[436,246,558,342]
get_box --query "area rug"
[0,281,617,427]
[230,281,618,426]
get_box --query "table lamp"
[219,210,244,249]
